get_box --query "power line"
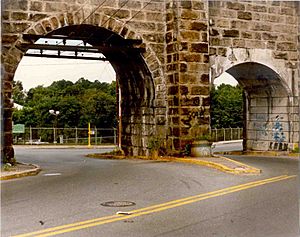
[103,0,153,43]
[81,0,109,24]
[100,0,130,27]
[19,61,111,67]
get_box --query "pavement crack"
[180,179,191,190]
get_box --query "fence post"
[238,127,240,139]
[30,126,32,144]
[95,127,97,145]
[230,127,233,140]
[75,127,78,144]
[114,128,117,145]
[215,128,218,142]
[223,128,225,141]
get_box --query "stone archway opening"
[15,24,156,156]
[223,62,293,151]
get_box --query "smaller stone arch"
[210,48,293,97]
[213,60,297,152]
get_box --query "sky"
[15,56,237,91]
[213,72,238,87]
[15,57,116,91]
[14,38,237,91]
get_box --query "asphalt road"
[1,147,299,237]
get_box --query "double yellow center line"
[14,175,296,237]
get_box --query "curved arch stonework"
[210,48,295,97]
[2,1,299,162]
[210,49,299,151]
[2,2,168,161]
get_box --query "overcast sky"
[14,56,116,91]
[14,36,237,90]
[14,56,237,91]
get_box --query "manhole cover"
[101,201,136,207]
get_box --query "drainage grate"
[101,201,136,207]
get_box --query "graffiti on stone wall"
[255,114,270,138]
[272,115,285,143]
[254,114,287,151]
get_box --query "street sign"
[13,124,25,133]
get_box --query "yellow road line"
[14,175,296,237]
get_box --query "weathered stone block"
[262,32,278,40]
[280,7,294,16]
[251,23,272,31]
[180,85,189,95]
[181,9,199,20]
[146,12,164,22]
[215,19,230,28]
[191,86,209,95]
[231,20,249,29]
[190,43,208,53]
[223,30,239,37]
[276,42,297,51]
[42,20,53,32]
[180,63,187,72]
[168,86,179,95]
[209,28,219,36]
[2,35,18,44]
[217,47,227,56]
[180,31,200,41]
[193,1,204,10]
[180,1,192,9]
[11,12,28,21]
[237,11,252,20]
[273,51,288,60]
[30,1,43,12]
[45,2,67,12]
[190,22,207,31]
[252,5,267,12]
[181,96,200,106]
[227,2,245,11]
[233,39,245,47]
[180,53,201,62]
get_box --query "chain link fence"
[13,127,117,145]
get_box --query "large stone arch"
[2,10,167,162]
[210,48,298,151]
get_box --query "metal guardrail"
[210,128,243,142]
[13,127,243,145]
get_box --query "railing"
[13,127,117,145]
[13,127,243,145]
[210,127,243,142]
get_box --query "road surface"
[1,147,299,237]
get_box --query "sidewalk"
[1,153,261,181]
[1,162,41,180]
[87,153,262,175]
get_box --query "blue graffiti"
[272,115,285,143]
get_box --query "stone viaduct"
[1,0,299,162]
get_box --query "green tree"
[12,80,26,105]
[211,84,243,129]
[12,78,117,129]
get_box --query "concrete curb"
[215,150,300,158]
[87,154,261,175]
[1,163,41,181]
[211,155,261,175]
[173,156,261,175]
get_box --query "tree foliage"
[210,84,243,129]
[12,78,117,128]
